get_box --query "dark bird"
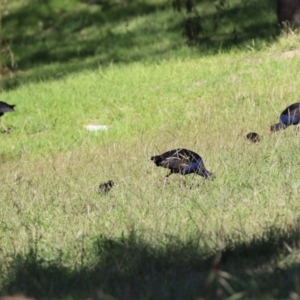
[246,132,261,143]
[99,180,114,194]
[151,148,214,187]
[270,102,300,133]
[0,101,15,133]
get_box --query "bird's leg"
[179,175,184,188]
[163,172,172,188]
[163,177,168,188]
[297,124,300,135]
[0,120,9,133]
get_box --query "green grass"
[2,0,300,299]
[2,46,300,298]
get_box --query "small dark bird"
[151,148,214,187]
[270,102,300,134]
[246,132,261,143]
[0,101,15,133]
[99,180,114,194]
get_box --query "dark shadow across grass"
[1,219,300,299]
[1,0,279,91]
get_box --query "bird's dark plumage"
[99,180,114,194]
[246,132,261,143]
[0,101,15,116]
[0,101,15,133]
[151,148,214,187]
[270,102,300,133]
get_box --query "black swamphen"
[246,132,261,143]
[0,101,15,133]
[151,148,214,187]
[99,180,115,194]
[270,102,300,133]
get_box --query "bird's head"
[270,122,286,134]
[196,167,215,180]
[205,171,216,180]
[107,180,115,187]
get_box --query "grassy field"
[2,0,300,299]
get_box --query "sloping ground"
[1,0,277,90]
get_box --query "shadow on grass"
[1,0,279,90]
[2,219,300,299]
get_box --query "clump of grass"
[268,24,300,53]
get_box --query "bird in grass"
[246,132,261,143]
[99,180,114,194]
[0,101,15,133]
[151,148,214,187]
[270,102,300,134]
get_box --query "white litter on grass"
[85,125,109,131]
